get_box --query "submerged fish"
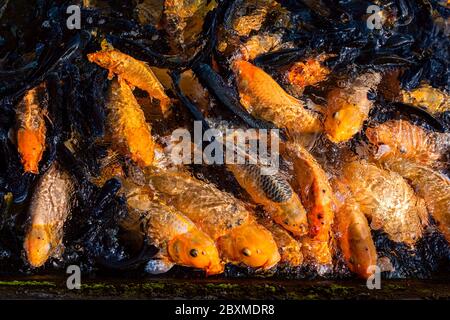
[106,78,155,167]
[401,84,450,114]
[227,164,308,237]
[24,163,73,267]
[233,59,323,136]
[122,184,223,275]
[366,120,449,166]
[324,72,381,143]
[148,171,280,269]
[383,159,450,244]
[287,56,331,92]
[87,41,171,116]
[333,180,377,279]
[282,141,335,265]
[342,160,428,245]
[15,83,47,174]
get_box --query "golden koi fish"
[15,83,47,174]
[24,163,73,267]
[342,160,428,245]
[148,171,281,269]
[106,78,155,167]
[401,84,450,114]
[87,41,171,116]
[282,141,335,265]
[122,185,223,275]
[233,59,323,136]
[324,72,381,143]
[366,120,449,166]
[383,159,450,244]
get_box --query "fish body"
[324,72,381,143]
[15,83,47,174]
[333,180,377,279]
[401,84,450,114]
[106,78,155,167]
[282,141,335,265]
[342,160,428,245]
[88,43,171,115]
[227,164,308,236]
[233,60,322,136]
[24,163,73,267]
[148,171,280,269]
[366,120,449,166]
[384,159,450,244]
[122,185,223,275]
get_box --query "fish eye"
[189,249,198,258]
[332,112,339,119]
[242,248,252,257]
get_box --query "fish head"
[24,224,52,267]
[87,50,123,73]
[276,198,308,237]
[324,99,364,143]
[168,230,223,275]
[218,224,280,269]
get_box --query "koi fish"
[287,56,331,91]
[401,84,450,114]
[106,77,156,167]
[147,171,280,269]
[333,180,377,279]
[122,185,223,275]
[342,160,428,245]
[324,72,381,143]
[282,141,335,265]
[15,83,47,174]
[383,159,450,244]
[366,120,449,166]
[87,41,171,116]
[24,163,73,267]
[233,59,323,136]
[227,164,308,237]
